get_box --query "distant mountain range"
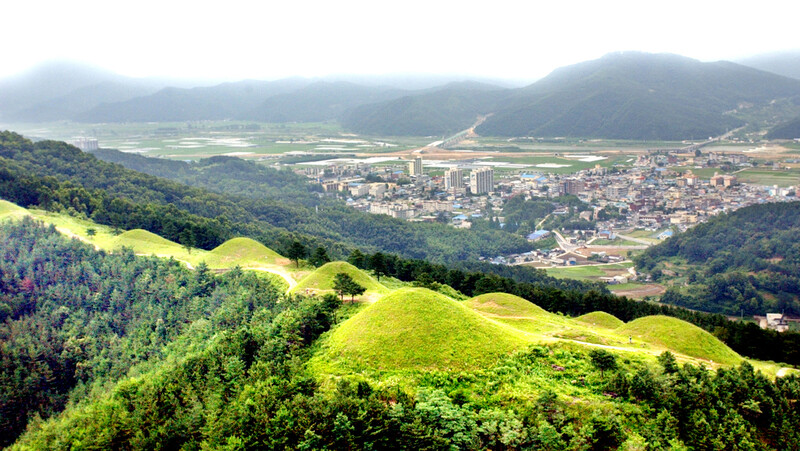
[4,52,800,140]
[476,52,800,140]
[737,50,800,80]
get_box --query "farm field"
[735,168,800,187]
[0,121,698,176]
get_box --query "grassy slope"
[575,312,625,329]
[616,315,742,365]
[0,199,297,290]
[317,287,533,371]
[290,261,388,295]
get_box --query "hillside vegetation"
[636,201,800,316]
[767,116,800,139]
[3,214,800,449]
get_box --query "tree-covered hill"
[477,52,800,140]
[767,116,800,139]
[0,218,286,446]
[342,82,509,136]
[636,201,800,315]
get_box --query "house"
[758,313,790,333]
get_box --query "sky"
[2,0,799,82]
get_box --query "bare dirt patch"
[611,284,666,299]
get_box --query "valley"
[3,48,800,449]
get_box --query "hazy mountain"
[342,81,510,136]
[0,61,143,120]
[476,52,800,140]
[11,81,159,122]
[241,81,407,122]
[738,50,800,80]
[76,78,310,122]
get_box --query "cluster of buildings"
[296,149,796,232]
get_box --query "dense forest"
[636,202,800,316]
[0,218,286,446]
[3,219,800,449]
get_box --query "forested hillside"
[767,116,800,139]
[0,218,286,446]
[477,52,800,140]
[636,202,800,315]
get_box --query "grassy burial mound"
[320,287,532,371]
[616,316,742,365]
[208,237,288,268]
[109,229,183,255]
[291,261,387,295]
[575,311,625,329]
[466,292,550,318]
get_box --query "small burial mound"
[209,237,287,266]
[575,311,625,329]
[466,292,550,318]
[0,199,30,219]
[616,315,741,365]
[321,287,530,370]
[110,229,179,253]
[291,261,387,294]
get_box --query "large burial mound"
[616,315,741,365]
[466,292,550,318]
[291,261,387,294]
[575,311,625,329]
[321,287,531,371]
[209,237,287,267]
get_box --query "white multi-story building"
[73,137,99,151]
[445,168,464,191]
[408,157,423,176]
[469,167,494,194]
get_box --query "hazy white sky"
[2,0,798,81]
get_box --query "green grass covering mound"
[575,311,625,329]
[466,292,550,318]
[110,229,180,253]
[209,237,287,267]
[291,261,387,294]
[616,315,742,365]
[0,199,30,220]
[320,287,531,370]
